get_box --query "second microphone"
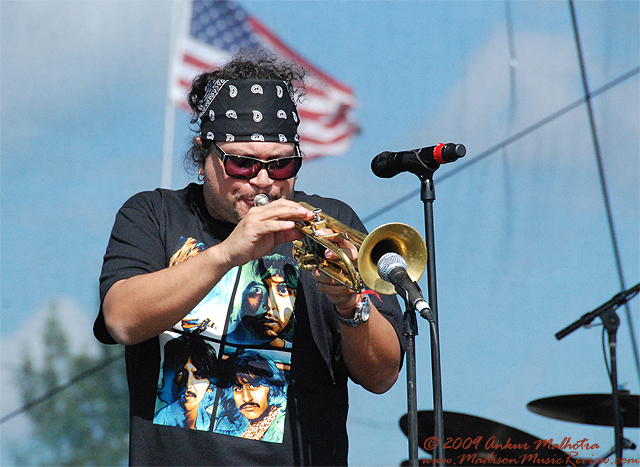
[372,143,466,178]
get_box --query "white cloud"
[411,27,638,169]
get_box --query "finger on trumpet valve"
[254,194,269,207]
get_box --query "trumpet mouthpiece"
[254,194,269,207]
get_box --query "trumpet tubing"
[253,195,427,295]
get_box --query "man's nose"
[250,168,273,188]
[187,371,197,387]
[267,290,280,318]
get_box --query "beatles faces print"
[153,238,297,443]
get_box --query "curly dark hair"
[184,49,306,174]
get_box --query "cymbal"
[527,392,639,427]
[399,411,570,465]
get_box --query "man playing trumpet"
[94,50,403,466]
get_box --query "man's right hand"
[218,198,314,270]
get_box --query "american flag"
[170,0,360,159]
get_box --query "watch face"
[336,296,370,327]
[354,297,371,323]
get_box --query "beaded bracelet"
[334,290,381,313]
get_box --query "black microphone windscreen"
[371,152,397,178]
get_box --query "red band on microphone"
[433,143,446,164]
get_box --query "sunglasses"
[214,144,303,180]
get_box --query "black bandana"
[199,79,300,143]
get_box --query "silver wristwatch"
[335,295,371,327]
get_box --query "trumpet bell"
[359,223,428,295]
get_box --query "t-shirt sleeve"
[94,190,168,344]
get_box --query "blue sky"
[1,1,638,466]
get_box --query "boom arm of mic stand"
[556,283,639,340]
[554,282,638,461]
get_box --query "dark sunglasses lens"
[224,156,260,179]
[267,157,302,180]
[224,154,302,180]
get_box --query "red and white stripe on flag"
[170,0,359,159]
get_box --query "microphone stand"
[555,283,639,461]
[402,296,421,467]
[420,171,446,466]
[400,158,447,466]
[374,144,465,466]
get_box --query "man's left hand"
[311,228,360,313]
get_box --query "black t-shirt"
[95,184,403,466]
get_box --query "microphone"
[371,143,466,178]
[377,252,431,318]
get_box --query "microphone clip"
[415,143,466,173]
[397,281,433,322]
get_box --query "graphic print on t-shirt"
[225,253,298,349]
[153,237,298,443]
[154,331,220,431]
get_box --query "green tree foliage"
[12,302,129,466]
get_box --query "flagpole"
[161,0,186,189]
[161,103,177,189]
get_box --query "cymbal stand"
[556,283,639,461]
[589,438,637,466]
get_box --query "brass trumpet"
[253,194,427,295]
